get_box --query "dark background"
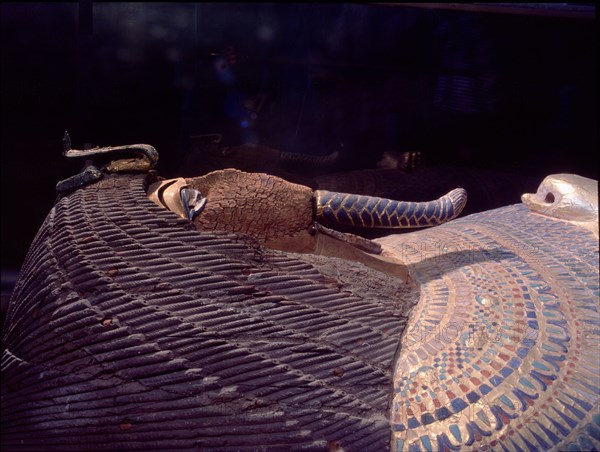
[1,2,597,278]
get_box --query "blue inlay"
[490,375,503,387]
[519,377,536,390]
[552,407,578,429]
[396,438,405,452]
[408,442,421,452]
[407,417,420,429]
[513,387,539,411]
[479,384,492,395]
[532,360,550,371]
[529,369,556,391]
[498,394,515,410]
[421,413,435,426]
[544,413,570,436]
[572,376,600,395]
[542,354,565,372]
[508,437,526,452]
[451,398,468,413]
[593,413,600,425]
[500,367,513,378]
[584,422,600,441]
[542,343,559,353]
[523,338,535,347]
[526,426,550,449]
[435,433,459,451]
[420,435,432,452]
[578,435,596,450]
[394,423,406,432]
[516,347,530,358]
[526,311,536,318]
[466,391,481,403]
[435,407,452,421]
[465,421,492,447]
[528,320,539,329]
[449,424,461,442]
[508,357,522,369]
[557,398,585,420]
[518,432,540,452]
[535,420,561,445]
[564,392,593,411]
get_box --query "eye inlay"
[544,192,555,204]
[157,179,179,208]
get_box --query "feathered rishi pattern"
[1,174,416,451]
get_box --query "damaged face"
[521,174,598,222]
[147,178,207,221]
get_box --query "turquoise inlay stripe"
[396,438,404,451]
[532,360,551,371]
[541,343,559,353]
[421,435,432,452]
[449,424,462,442]
[451,398,468,413]
[519,376,536,390]
[498,394,515,410]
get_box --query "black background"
[1,2,597,273]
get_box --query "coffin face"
[521,173,598,222]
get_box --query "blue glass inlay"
[536,420,561,445]
[421,413,435,426]
[557,398,585,420]
[500,367,513,378]
[449,424,462,442]
[395,439,405,452]
[435,407,452,421]
[420,435,432,452]
[480,384,492,395]
[407,417,420,429]
[498,395,515,410]
[451,398,468,413]
[466,391,481,403]
[523,338,535,347]
[408,442,421,452]
[553,407,578,428]
[532,360,550,371]
[394,423,406,432]
[565,392,593,411]
[572,376,600,395]
[526,426,550,449]
[513,387,539,411]
[545,413,570,436]
[516,347,530,358]
[584,422,600,441]
[528,320,539,329]
[519,377,536,390]
[578,435,596,450]
[518,432,540,452]
[490,375,504,387]
[508,357,522,369]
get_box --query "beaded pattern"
[378,204,600,451]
